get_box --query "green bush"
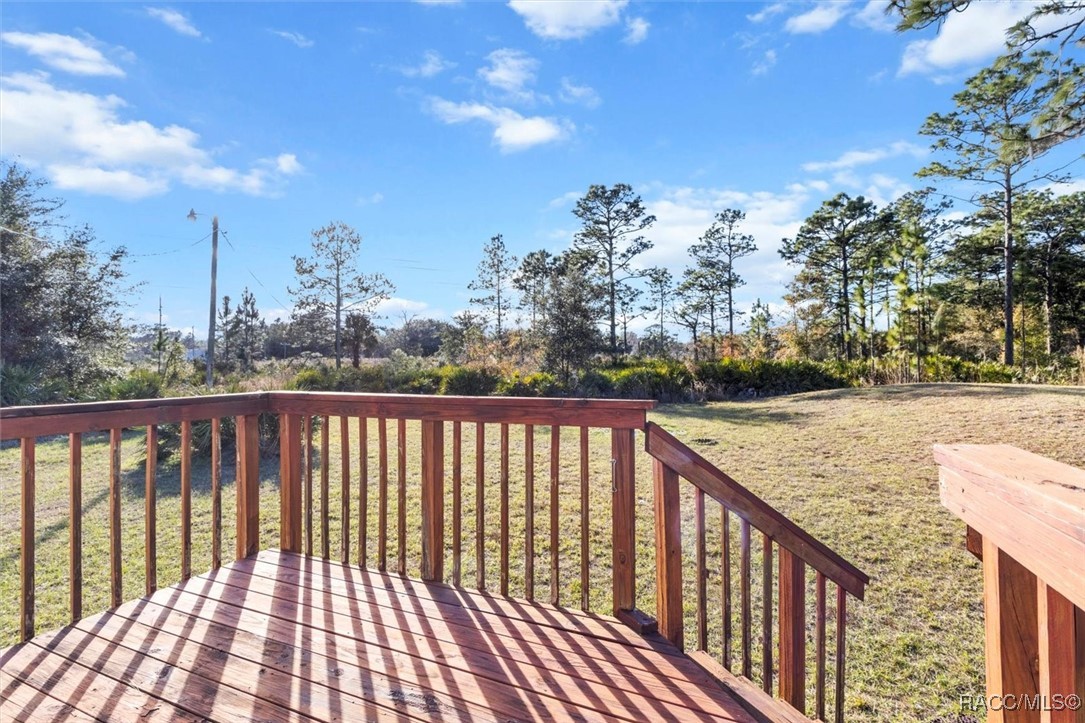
[439,365,501,396]
[99,368,166,401]
[603,360,694,402]
[0,363,65,406]
[496,371,559,397]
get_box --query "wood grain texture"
[654,458,683,650]
[2,551,769,723]
[500,423,510,596]
[525,424,535,600]
[180,420,192,581]
[815,572,827,722]
[476,421,486,590]
[278,413,302,553]
[421,419,444,582]
[359,416,369,568]
[109,428,122,607]
[761,532,773,695]
[452,420,462,586]
[612,427,636,615]
[740,517,752,679]
[20,437,35,641]
[722,505,732,671]
[982,537,1041,723]
[550,425,560,606]
[835,585,847,723]
[378,417,388,571]
[1037,580,1077,723]
[211,417,222,570]
[580,426,590,612]
[321,415,330,560]
[70,433,83,619]
[397,417,407,576]
[304,415,314,556]
[695,487,707,652]
[341,415,351,564]
[778,546,806,712]
[235,414,260,559]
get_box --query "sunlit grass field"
[2,384,1082,721]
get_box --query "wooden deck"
[1,550,762,722]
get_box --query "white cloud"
[413,0,462,5]
[852,0,895,32]
[428,97,571,152]
[375,297,432,318]
[898,1,1079,76]
[802,141,926,172]
[508,0,628,40]
[270,30,314,48]
[863,173,913,206]
[2,32,125,77]
[747,3,786,23]
[784,2,849,34]
[0,71,301,199]
[558,77,601,108]
[1047,178,1085,197]
[357,192,385,205]
[752,49,777,76]
[478,48,538,99]
[547,190,582,209]
[49,165,168,200]
[398,50,456,78]
[146,7,203,38]
[624,17,650,44]
[632,184,810,311]
[274,153,303,174]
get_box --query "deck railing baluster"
[358,417,368,567]
[378,417,389,572]
[71,432,84,617]
[321,415,330,560]
[452,420,462,586]
[500,422,510,596]
[20,437,35,640]
[110,428,123,605]
[524,424,534,600]
[476,422,486,590]
[341,415,350,564]
[550,425,560,606]
[695,487,707,652]
[211,418,222,570]
[579,427,589,612]
[179,421,191,581]
[397,418,407,576]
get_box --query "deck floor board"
[2,551,760,722]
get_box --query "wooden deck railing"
[645,421,869,723]
[3,392,869,720]
[936,444,1084,723]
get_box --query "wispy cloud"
[428,97,572,153]
[852,0,896,32]
[479,48,538,101]
[784,2,849,34]
[558,77,600,108]
[1,32,126,77]
[269,30,314,48]
[145,7,203,38]
[624,17,650,44]
[802,141,927,172]
[752,49,777,76]
[747,3,786,23]
[398,50,456,78]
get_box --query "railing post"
[612,428,636,615]
[1037,579,1078,723]
[982,537,1040,723]
[20,437,35,641]
[653,457,683,649]
[236,414,261,559]
[778,547,807,711]
[279,413,303,552]
[421,419,445,582]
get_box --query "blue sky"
[2,1,1082,339]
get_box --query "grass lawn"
[1,383,1083,721]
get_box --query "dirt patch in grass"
[1,383,1082,722]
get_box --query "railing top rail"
[645,421,869,599]
[269,391,655,429]
[0,391,657,439]
[935,443,1085,609]
[0,393,269,440]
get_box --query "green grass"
[2,383,1083,721]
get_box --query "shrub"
[496,371,559,397]
[99,368,166,401]
[439,365,500,396]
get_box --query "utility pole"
[188,209,219,388]
[206,215,219,388]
